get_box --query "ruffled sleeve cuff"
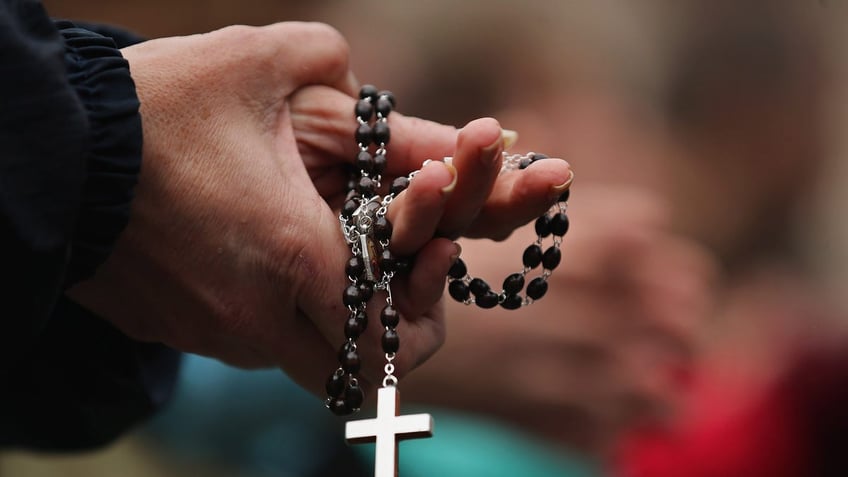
[55,20,143,287]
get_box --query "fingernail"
[502,129,518,149]
[441,162,458,195]
[481,131,504,156]
[450,242,462,262]
[550,170,574,198]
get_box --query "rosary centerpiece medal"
[327,85,571,477]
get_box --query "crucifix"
[346,385,433,477]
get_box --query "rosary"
[325,85,570,477]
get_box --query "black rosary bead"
[519,156,531,170]
[469,277,490,297]
[343,284,363,307]
[390,177,410,195]
[448,258,467,279]
[378,90,396,107]
[328,398,352,416]
[345,383,364,410]
[358,280,375,301]
[373,122,391,145]
[523,244,543,268]
[535,215,552,238]
[529,153,548,162]
[326,371,345,398]
[379,249,397,272]
[355,123,373,146]
[356,151,374,173]
[475,291,499,309]
[500,294,523,310]
[558,189,570,203]
[341,198,359,219]
[340,347,361,374]
[346,256,365,278]
[344,315,365,339]
[550,213,569,236]
[359,84,379,101]
[380,305,400,328]
[373,216,393,242]
[526,277,549,300]
[357,176,376,198]
[373,153,387,175]
[382,329,400,353]
[355,99,374,121]
[542,246,562,270]
[375,96,393,117]
[448,279,470,302]
[503,273,525,295]
[353,309,368,330]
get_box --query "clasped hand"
[68,22,572,395]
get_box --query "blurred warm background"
[5,1,848,476]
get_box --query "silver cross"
[346,386,433,477]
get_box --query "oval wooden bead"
[356,150,374,173]
[355,99,373,121]
[379,249,397,273]
[342,198,359,219]
[475,291,499,309]
[550,213,569,236]
[381,305,400,328]
[503,273,525,295]
[373,122,391,145]
[373,153,387,175]
[500,294,523,310]
[535,215,552,238]
[375,96,394,116]
[355,123,372,146]
[448,258,467,279]
[469,277,490,297]
[542,246,562,270]
[353,309,368,331]
[448,280,470,302]
[325,371,345,398]
[382,329,400,353]
[340,348,361,374]
[345,383,364,410]
[358,281,374,302]
[357,176,375,198]
[390,176,409,195]
[378,90,396,107]
[346,256,365,278]
[344,315,364,339]
[527,277,549,300]
[343,284,363,307]
[523,244,543,268]
[359,84,379,101]
[558,189,570,203]
[373,216,393,241]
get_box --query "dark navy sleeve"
[0,0,180,450]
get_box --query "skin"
[67,22,573,397]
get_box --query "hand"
[403,185,717,456]
[68,23,573,396]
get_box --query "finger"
[436,118,504,238]
[384,160,456,256]
[290,86,459,174]
[464,159,573,240]
[258,22,357,95]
